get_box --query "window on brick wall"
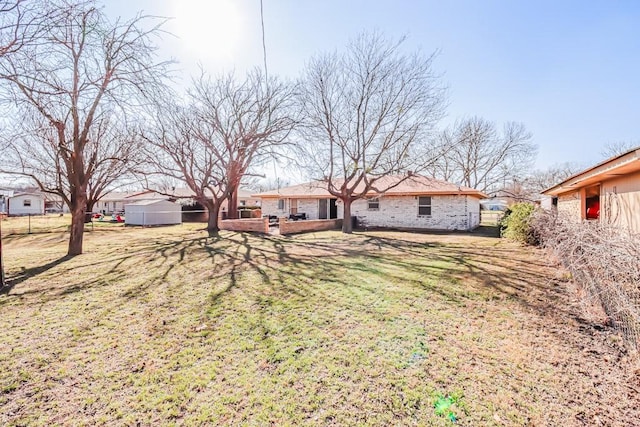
[418,196,431,216]
[277,199,285,210]
[367,197,379,210]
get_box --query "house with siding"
[542,147,640,232]
[254,175,487,231]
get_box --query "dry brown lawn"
[0,224,638,426]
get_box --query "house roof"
[100,191,142,201]
[124,199,178,207]
[101,188,257,201]
[253,174,488,199]
[543,147,640,196]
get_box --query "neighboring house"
[543,147,640,232]
[254,175,487,231]
[480,198,508,211]
[8,192,46,216]
[93,191,145,214]
[0,188,14,213]
[124,200,182,226]
[44,194,70,213]
[94,188,260,216]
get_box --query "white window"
[277,199,285,210]
[418,196,431,216]
[23,199,31,207]
[367,197,379,210]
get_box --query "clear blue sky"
[105,0,640,171]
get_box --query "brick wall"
[220,218,269,233]
[297,199,321,219]
[557,191,582,223]
[279,218,342,235]
[261,198,322,219]
[340,195,478,231]
[261,198,287,217]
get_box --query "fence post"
[28,214,31,234]
[0,215,5,287]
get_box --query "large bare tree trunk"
[227,188,238,219]
[342,198,353,234]
[204,199,220,233]
[68,192,87,256]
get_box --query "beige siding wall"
[340,195,478,231]
[600,170,640,232]
[557,190,582,222]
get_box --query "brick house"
[254,175,487,231]
[543,147,640,232]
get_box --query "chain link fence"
[0,214,125,235]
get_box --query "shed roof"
[543,147,640,196]
[125,199,178,207]
[10,192,45,199]
[104,188,257,201]
[253,174,487,199]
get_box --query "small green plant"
[500,202,538,244]
[433,393,460,423]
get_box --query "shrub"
[500,202,538,244]
[531,211,640,351]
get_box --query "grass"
[0,224,638,426]
[0,214,124,236]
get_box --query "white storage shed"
[124,200,182,226]
[8,193,45,216]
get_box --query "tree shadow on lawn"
[3,228,635,427]
[1,228,609,354]
[0,229,563,311]
[1,255,74,295]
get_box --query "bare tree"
[601,141,638,159]
[525,163,579,194]
[141,101,227,231]
[297,32,446,233]
[248,176,290,193]
[0,1,171,256]
[0,0,40,57]
[431,117,536,193]
[487,163,580,204]
[1,0,48,287]
[143,69,296,232]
